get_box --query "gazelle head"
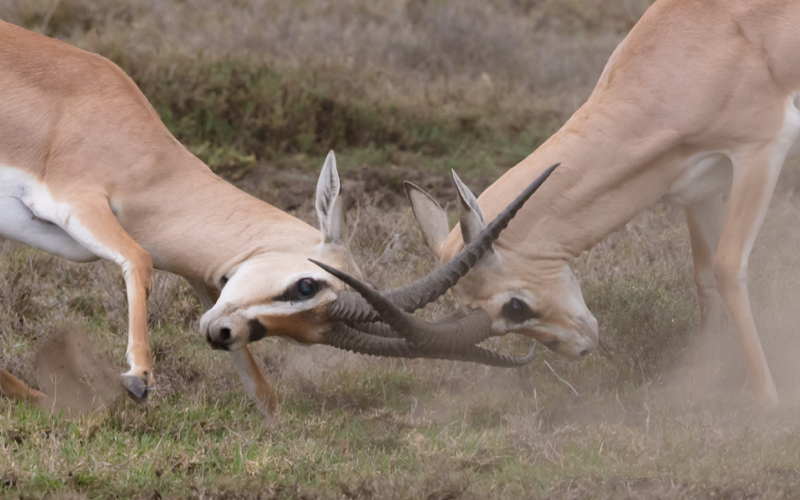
[200,151,362,351]
[202,157,562,368]
[405,170,598,359]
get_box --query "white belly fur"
[0,164,98,262]
[665,95,800,207]
[663,151,733,206]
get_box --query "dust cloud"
[33,326,125,416]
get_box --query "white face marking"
[484,264,597,358]
[216,270,333,306]
[241,287,337,318]
[199,265,338,349]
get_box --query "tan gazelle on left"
[0,20,364,418]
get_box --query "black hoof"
[121,374,149,403]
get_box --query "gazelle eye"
[297,278,316,299]
[274,278,329,303]
[502,298,537,324]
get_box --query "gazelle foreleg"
[49,196,155,401]
[230,348,278,420]
[192,282,278,418]
[714,146,789,408]
[685,194,725,379]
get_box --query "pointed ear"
[404,181,450,258]
[452,170,490,248]
[316,151,344,245]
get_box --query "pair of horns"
[314,163,559,366]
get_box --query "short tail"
[0,369,45,405]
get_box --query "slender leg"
[57,197,154,401]
[230,348,278,420]
[191,281,279,418]
[684,195,725,379]
[0,369,44,405]
[714,146,787,408]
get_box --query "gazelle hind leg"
[0,369,44,405]
[684,194,724,382]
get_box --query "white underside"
[0,165,98,262]
[664,95,800,207]
[663,151,734,206]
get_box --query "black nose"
[218,328,231,342]
[580,349,590,357]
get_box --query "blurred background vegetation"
[2,0,652,180]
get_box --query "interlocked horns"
[314,163,560,367]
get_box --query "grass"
[5,192,800,498]
[4,0,800,498]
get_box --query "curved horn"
[314,260,498,350]
[325,322,538,367]
[347,310,467,339]
[324,163,559,324]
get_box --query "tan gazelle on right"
[0,20,543,417]
[401,0,800,408]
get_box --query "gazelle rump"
[407,0,800,407]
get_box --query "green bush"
[96,53,544,175]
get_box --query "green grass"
[5,228,800,499]
[6,377,800,499]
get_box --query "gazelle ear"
[316,151,344,245]
[452,170,490,248]
[404,181,450,258]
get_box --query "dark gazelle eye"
[273,278,329,302]
[297,278,317,299]
[221,276,229,286]
[502,298,537,324]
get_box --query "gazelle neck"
[124,147,320,287]
[450,96,686,263]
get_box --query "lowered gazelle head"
[201,153,550,367]
[200,151,361,351]
[405,170,598,359]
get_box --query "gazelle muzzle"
[312,163,559,366]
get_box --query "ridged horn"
[314,260,499,350]
[325,322,538,367]
[324,163,559,324]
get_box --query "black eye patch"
[273,279,330,303]
[502,298,539,324]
